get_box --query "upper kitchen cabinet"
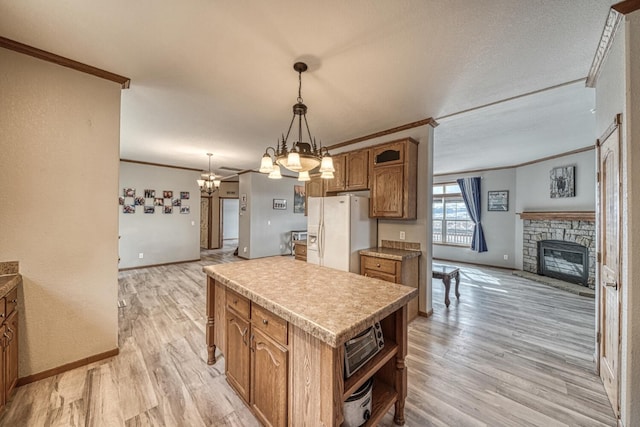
[304,174,325,216]
[369,138,418,219]
[324,153,346,192]
[325,150,369,193]
[345,149,369,190]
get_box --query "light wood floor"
[0,247,616,426]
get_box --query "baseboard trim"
[418,309,433,318]
[119,258,201,271]
[17,348,119,387]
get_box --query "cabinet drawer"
[363,269,398,283]
[6,287,17,316]
[227,289,250,319]
[252,304,287,346]
[361,256,398,276]
[295,243,307,257]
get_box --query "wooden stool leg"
[455,271,461,299]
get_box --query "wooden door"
[5,311,18,396]
[597,117,621,417]
[325,154,346,193]
[200,197,209,249]
[225,309,251,402]
[370,165,404,217]
[346,150,369,190]
[251,328,288,427]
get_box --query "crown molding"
[612,0,640,15]
[586,8,624,88]
[0,36,130,89]
[120,159,202,172]
[433,145,595,177]
[327,117,437,151]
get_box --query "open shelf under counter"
[343,340,398,399]
[364,380,398,427]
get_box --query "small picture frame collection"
[121,188,190,214]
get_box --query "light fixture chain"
[297,70,303,103]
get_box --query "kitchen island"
[204,256,417,427]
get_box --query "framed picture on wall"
[293,185,305,214]
[488,190,509,211]
[144,189,155,198]
[273,199,287,210]
[180,192,190,199]
[550,165,575,198]
[144,206,155,214]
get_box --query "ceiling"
[0,0,614,176]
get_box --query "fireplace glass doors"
[537,240,589,286]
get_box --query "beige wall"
[0,49,121,376]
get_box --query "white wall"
[119,162,201,268]
[222,199,239,240]
[514,149,597,269]
[0,48,121,376]
[434,168,517,268]
[238,172,307,259]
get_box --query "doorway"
[221,198,239,247]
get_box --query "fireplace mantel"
[518,211,595,221]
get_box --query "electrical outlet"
[138,253,144,259]
[503,254,508,260]
[243,247,248,253]
[399,231,406,240]
[191,221,195,226]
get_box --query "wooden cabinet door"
[325,154,346,193]
[346,150,369,190]
[5,311,17,397]
[251,328,288,427]
[305,175,324,216]
[370,165,404,217]
[225,309,251,402]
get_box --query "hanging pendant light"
[197,153,221,194]
[259,62,334,178]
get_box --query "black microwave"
[344,322,384,378]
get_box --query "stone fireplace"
[521,211,596,289]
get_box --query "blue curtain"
[456,177,488,252]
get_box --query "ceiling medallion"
[258,62,334,181]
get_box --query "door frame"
[595,113,623,417]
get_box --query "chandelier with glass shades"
[258,62,334,181]
[197,153,221,194]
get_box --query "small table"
[432,263,461,307]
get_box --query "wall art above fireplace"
[550,165,575,198]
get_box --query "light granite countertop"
[359,247,422,261]
[203,257,417,348]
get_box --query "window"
[433,183,474,246]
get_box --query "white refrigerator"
[306,195,377,273]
